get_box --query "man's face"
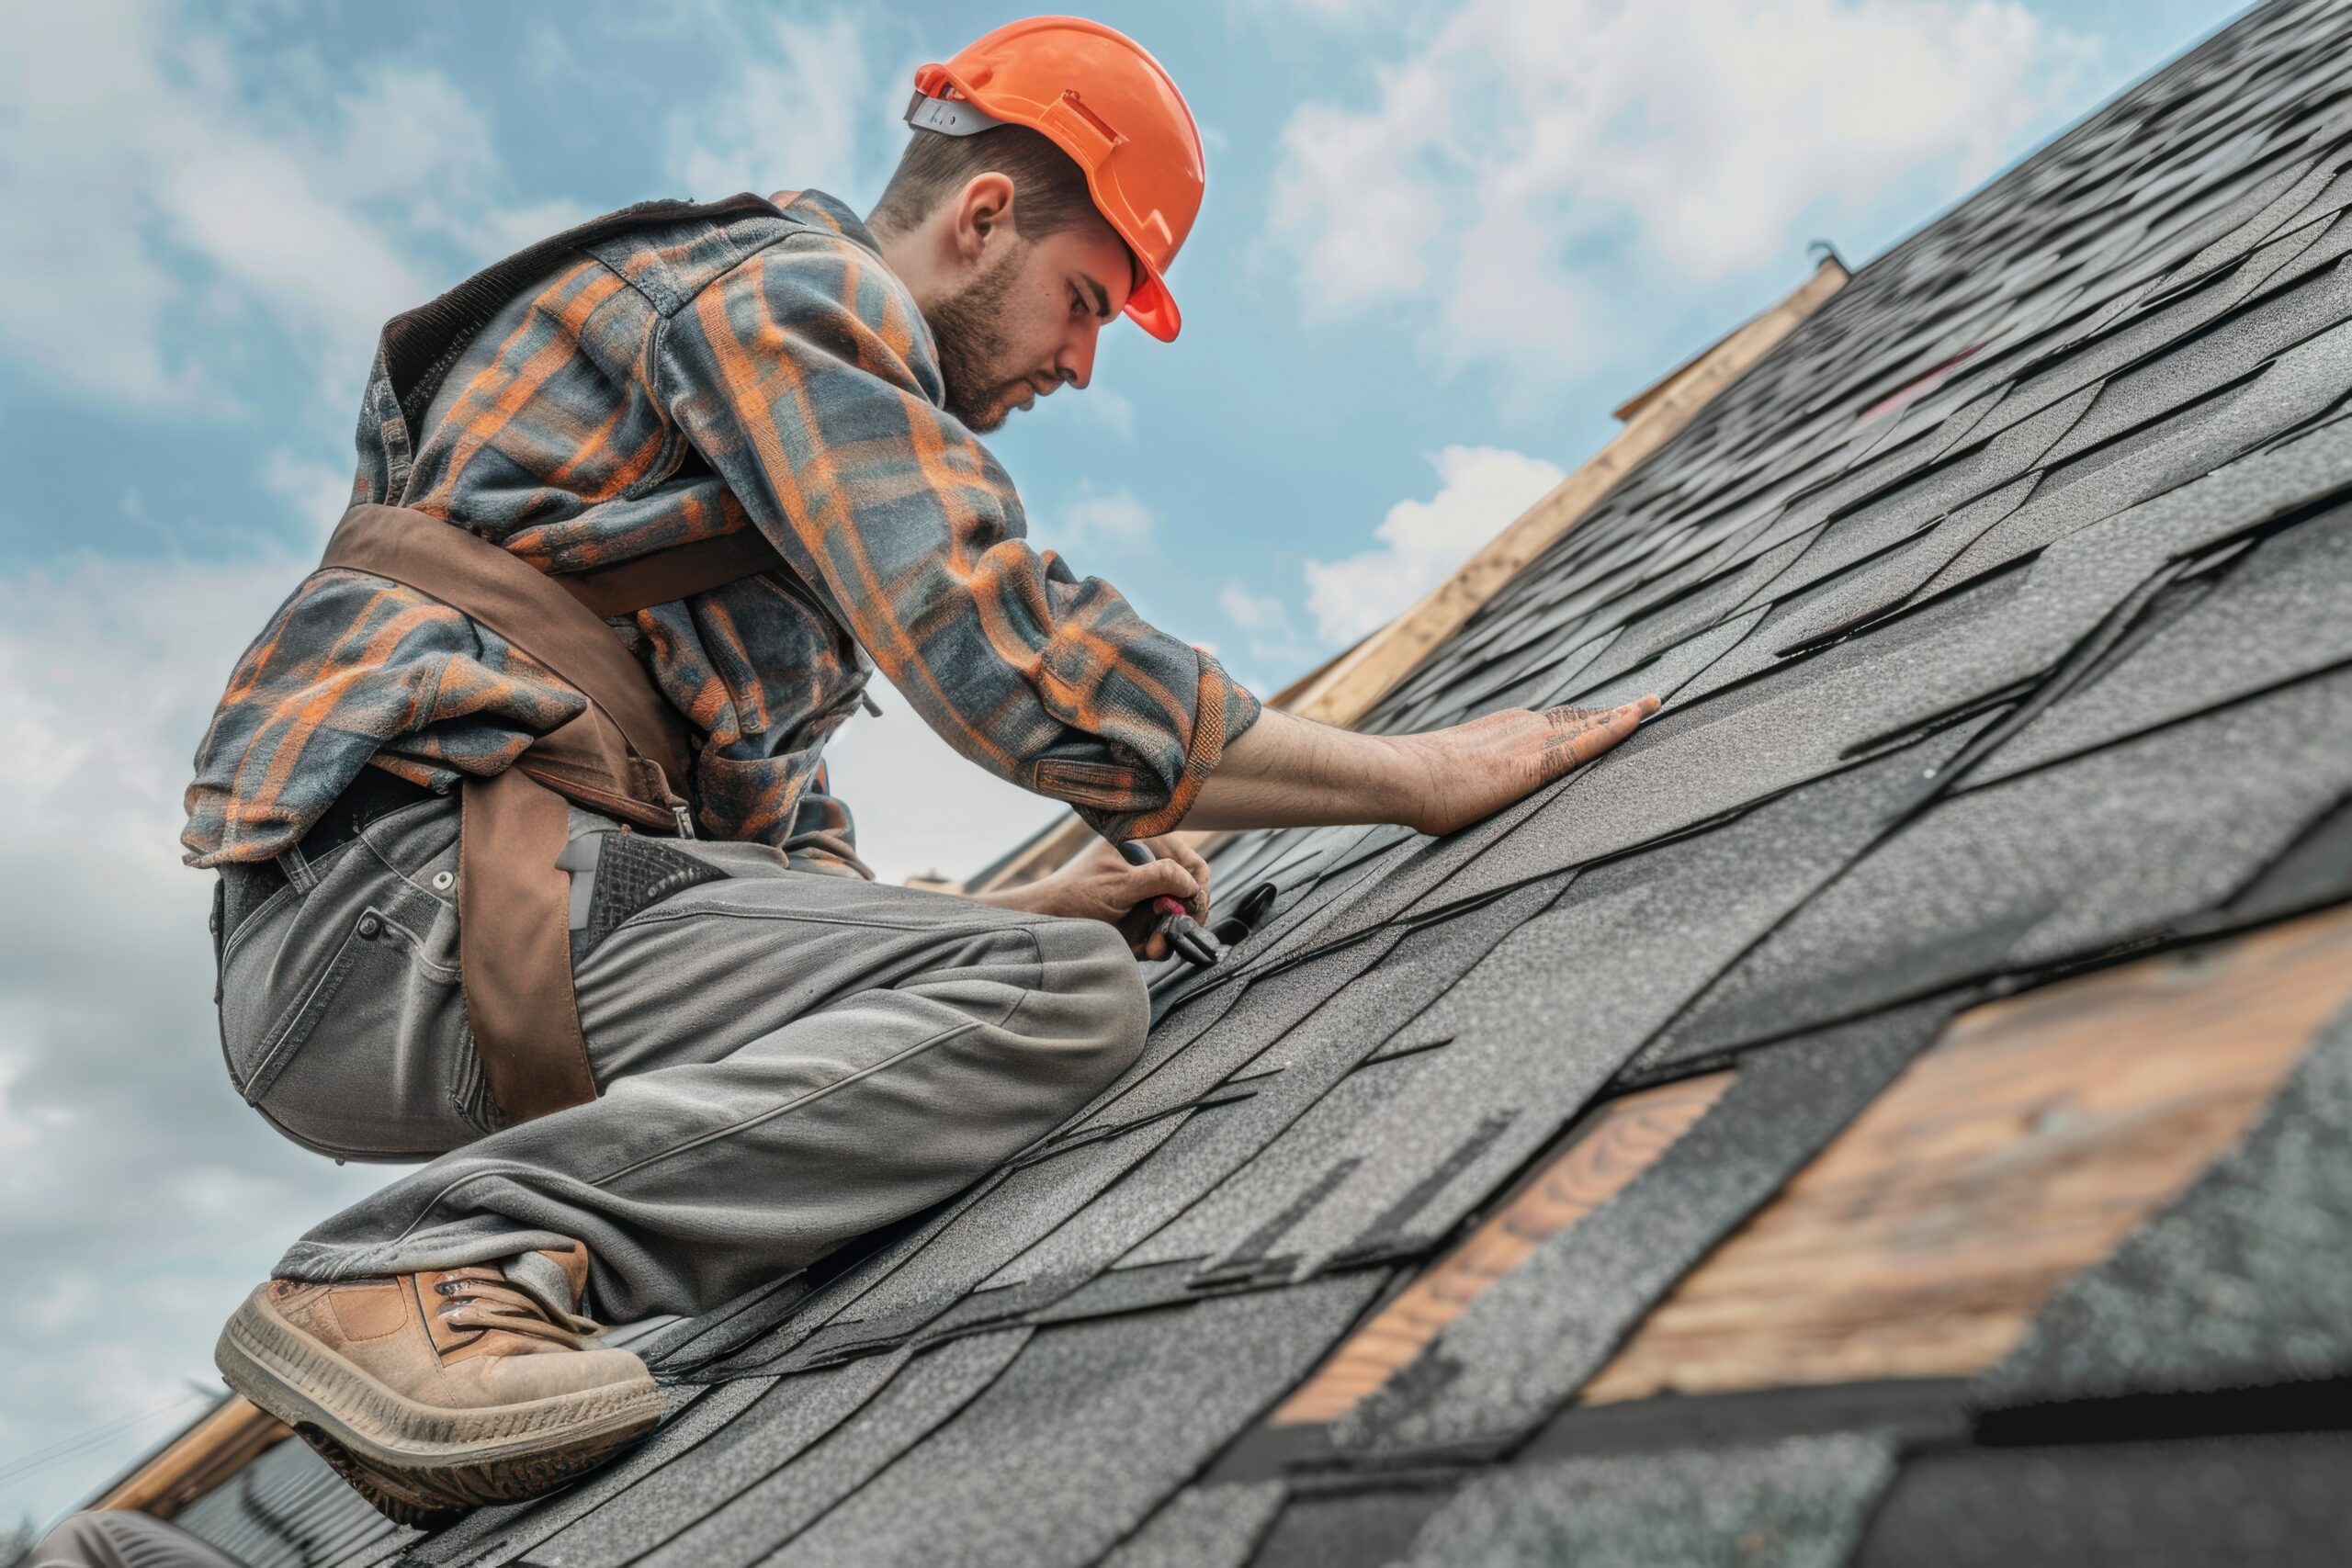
[926,217,1135,433]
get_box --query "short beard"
[925,248,1029,432]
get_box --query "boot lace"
[430,1269,602,1350]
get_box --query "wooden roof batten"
[968,254,1852,893]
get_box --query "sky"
[0,0,2251,1530]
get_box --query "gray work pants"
[214,796,1146,1322]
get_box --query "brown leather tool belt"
[321,502,784,1124]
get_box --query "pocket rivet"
[431,870,456,892]
[356,914,382,940]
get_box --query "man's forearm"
[1182,698,1658,837]
[1182,708,1422,830]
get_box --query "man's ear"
[952,171,1018,267]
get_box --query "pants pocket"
[243,898,487,1164]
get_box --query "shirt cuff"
[1098,653,1261,840]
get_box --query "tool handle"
[1113,839,1219,968]
[1112,840,1181,911]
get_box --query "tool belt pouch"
[321,502,785,1124]
[459,768,599,1122]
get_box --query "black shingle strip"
[746,1114,1195,1372]
[630,1269,829,1380]
[1975,993,2352,1410]
[2041,257,2352,463]
[1098,1481,1287,1568]
[628,1330,1030,1568]
[1521,1378,1970,1463]
[1072,935,1409,1135]
[1929,317,2352,594]
[2153,135,2348,297]
[758,1279,1385,1568]
[1851,1434,2352,1568]
[1120,1055,1442,1272]
[443,1361,877,1568]
[1648,666,2352,1066]
[1393,1433,1896,1568]
[1667,500,2023,707]
[1967,502,2352,784]
[1427,577,2012,912]
[1248,1484,1457,1568]
[1336,1001,1956,1458]
[2222,793,2352,923]
[1549,604,1766,715]
[992,879,1566,1287]
[1257,737,1979,1280]
[1857,407,2352,748]
[1556,535,1814,696]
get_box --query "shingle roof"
[161,2,2352,1561]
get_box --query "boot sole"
[216,1289,663,1523]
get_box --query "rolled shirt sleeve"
[659,232,1259,840]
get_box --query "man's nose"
[1055,322,1098,390]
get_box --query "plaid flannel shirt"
[182,190,1258,871]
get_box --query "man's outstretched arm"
[1182,697,1659,835]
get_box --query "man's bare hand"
[1390,696,1659,837]
[968,834,1211,960]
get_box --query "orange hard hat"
[907,17,1204,342]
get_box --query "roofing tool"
[1114,840,1222,969]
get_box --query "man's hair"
[866,123,1105,243]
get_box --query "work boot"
[214,1243,662,1526]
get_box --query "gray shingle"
[761,1279,1384,1568]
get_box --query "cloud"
[0,1,573,412]
[1050,485,1157,554]
[261,448,357,543]
[666,11,893,204]
[1220,582,1295,636]
[1305,444,1564,645]
[1268,0,2094,383]
[0,552,394,1525]
[820,673,1066,887]
[1215,581,1320,691]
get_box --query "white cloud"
[0,1,572,412]
[1216,581,1320,690]
[666,11,889,204]
[820,673,1066,887]
[1220,582,1295,636]
[1081,387,1137,441]
[1268,0,2094,382]
[0,552,394,1525]
[1305,444,1564,644]
[261,448,356,543]
[1051,485,1158,554]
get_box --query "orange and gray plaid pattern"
[182,190,1257,869]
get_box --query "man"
[184,17,1655,1526]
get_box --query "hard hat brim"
[1125,269,1181,343]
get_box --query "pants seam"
[354,1009,998,1259]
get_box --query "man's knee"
[1028,915,1151,1091]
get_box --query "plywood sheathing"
[1580,904,2352,1404]
[1272,1071,1735,1427]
